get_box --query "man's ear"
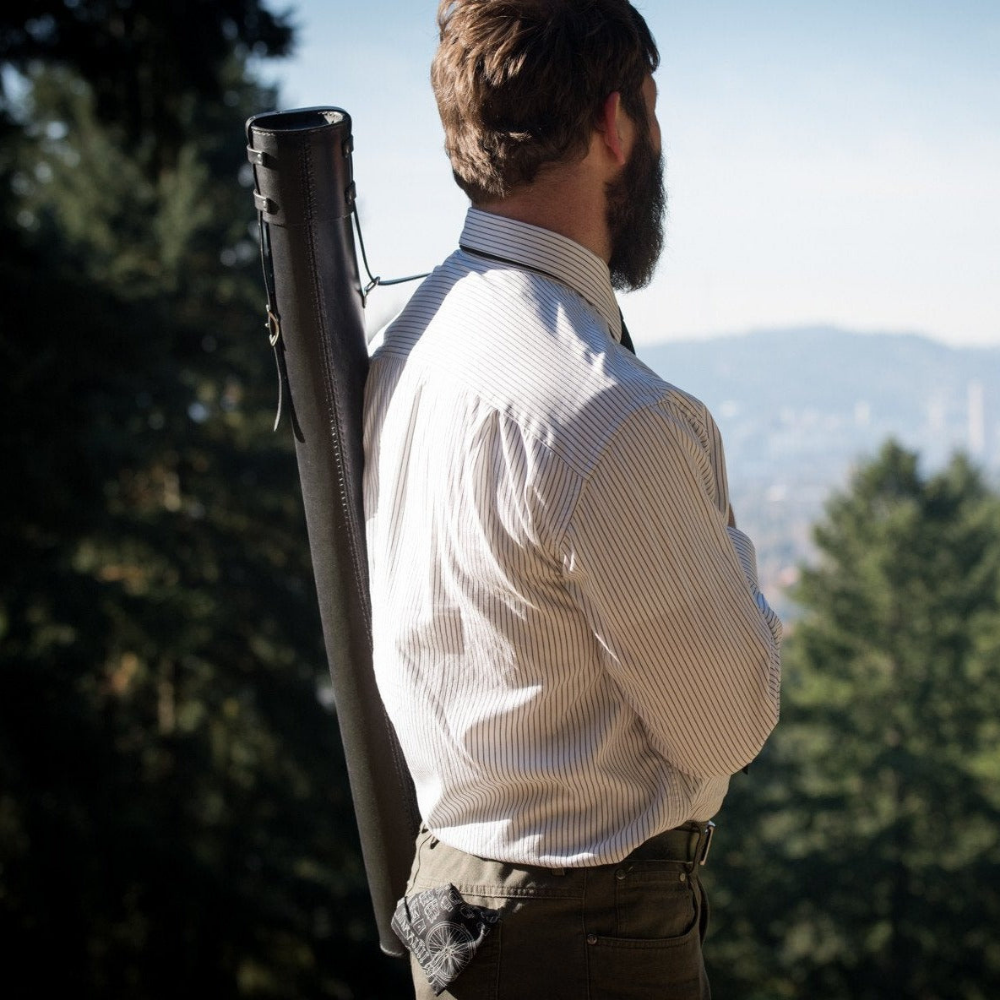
[598,91,628,166]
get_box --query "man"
[363,2,782,997]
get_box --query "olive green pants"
[405,827,711,1000]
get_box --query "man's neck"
[475,162,611,265]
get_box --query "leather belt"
[624,821,716,867]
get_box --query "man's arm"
[561,401,781,779]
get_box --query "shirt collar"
[459,208,623,344]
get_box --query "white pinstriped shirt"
[363,209,781,867]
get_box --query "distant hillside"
[640,326,1000,481]
[636,327,1000,617]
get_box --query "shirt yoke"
[374,253,724,515]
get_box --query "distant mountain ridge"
[641,324,1000,416]
[639,326,1000,481]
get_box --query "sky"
[261,1,1000,349]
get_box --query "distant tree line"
[1,4,998,998]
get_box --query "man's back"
[364,211,781,869]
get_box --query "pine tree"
[0,5,408,996]
[708,442,1000,1000]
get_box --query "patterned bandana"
[391,884,501,995]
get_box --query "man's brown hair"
[431,0,659,203]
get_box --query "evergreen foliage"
[708,442,1000,1000]
[0,3,408,996]
[0,0,292,170]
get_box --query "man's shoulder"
[371,252,719,475]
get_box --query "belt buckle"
[696,821,715,866]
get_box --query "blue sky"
[262,1,1000,347]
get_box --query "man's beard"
[605,123,665,292]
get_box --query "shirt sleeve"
[560,401,782,779]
